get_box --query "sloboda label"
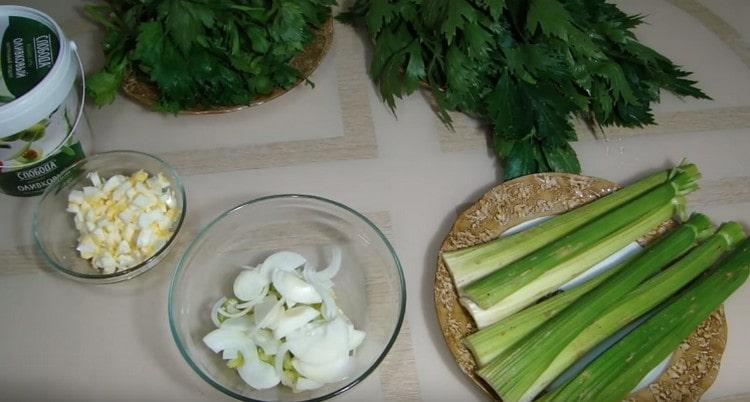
[0,15,60,103]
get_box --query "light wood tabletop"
[1,0,749,400]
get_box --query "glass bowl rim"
[32,150,187,282]
[168,194,407,402]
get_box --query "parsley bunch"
[340,0,710,178]
[85,0,335,112]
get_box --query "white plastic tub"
[0,6,92,197]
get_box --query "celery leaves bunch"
[85,0,335,112]
[340,0,710,178]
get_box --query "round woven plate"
[121,18,334,114]
[434,173,728,401]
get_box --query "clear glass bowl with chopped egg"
[168,195,406,401]
[33,150,186,283]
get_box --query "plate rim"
[433,172,728,401]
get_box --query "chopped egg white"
[204,249,366,393]
[67,170,178,274]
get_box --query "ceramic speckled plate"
[121,18,334,114]
[434,173,727,401]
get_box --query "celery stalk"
[442,163,699,288]
[544,237,750,402]
[480,222,743,402]
[464,260,626,367]
[462,175,698,309]
[461,201,677,325]
[461,195,680,326]
[465,213,713,368]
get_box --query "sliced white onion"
[233,269,269,302]
[237,348,280,389]
[220,315,255,332]
[303,268,337,320]
[218,304,253,319]
[203,327,253,354]
[253,328,281,356]
[260,251,307,280]
[348,326,366,352]
[272,269,322,306]
[235,298,263,310]
[281,370,296,388]
[206,248,366,393]
[222,348,239,360]
[318,247,342,279]
[273,306,321,340]
[294,377,324,393]
[254,295,285,329]
[275,342,290,378]
[210,297,227,328]
[286,317,350,364]
[292,356,350,383]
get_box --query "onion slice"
[260,251,307,279]
[236,346,280,389]
[203,327,253,355]
[210,297,227,328]
[273,306,321,340]
[233,269,269,302]
[294,377,324,393]
[253,328,281,356]
[255,295,285,329]
[303,266,337,320]
[272,269,322,306]
[286,317,350,364]
[220,315,255,332]
[318,247,342,280]
[292,356,351,383]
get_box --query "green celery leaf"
[502,139,538,179]
[527,0,573,39]
[486,72,533,139]
[441,0,479,44]
[543,141,581,173]
[404,41,426,93]
[86,59,127,106]
[366,0,397,34]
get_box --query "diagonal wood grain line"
[362,213,422,401]
[440,107,750,152]
[704,394,750,402]
[0,246,48,276]
[667,0,750,68]
[378,320,422,402]
[158,22,378,176]
[687,176,750,208]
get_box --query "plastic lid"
[0,6,77,138]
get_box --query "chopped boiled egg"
[67,169,178,274]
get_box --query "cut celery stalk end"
[462,183,690,309]
[464,258,630,367]
[443,163,700,288]
[464,198,678,327]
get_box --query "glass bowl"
[33,150,186,284]
[169,195,406,401]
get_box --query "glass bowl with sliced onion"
[33,150,186,283]
[168,195,406,401]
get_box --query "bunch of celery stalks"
[442,162,750,402]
